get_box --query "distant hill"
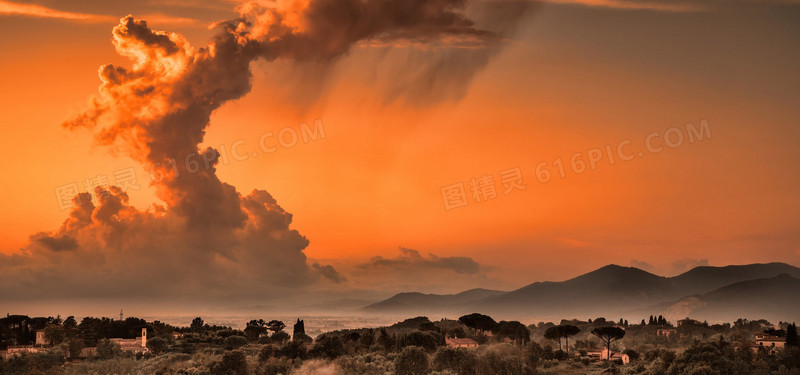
[671,262,800,295]
[363,288,505,313]
[476,265,676,317]
[362,262,800,322]
[661,274,800,322]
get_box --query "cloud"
[0,1,205,26]
[30,233,78,252]
[312,263,347,283]
[238,0,536,106]
[555,237,594,248]
[361,247,482,275]
[671,257,709,274]
[630,259,656,272]
[0,0,114,22]
[138,13,201,26]
[343,247,508,293]
[537,0,800,12]
[1,0,522,303]
[540,0,707,12]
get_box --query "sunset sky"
[0,0,798,315]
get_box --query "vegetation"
[544,324,581,353]
[591,326,626,359]
[1,312,799,374]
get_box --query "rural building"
[82,327,149,357]
[754,334,786,349]
[35,330,46,346]
[1,345,42,359]
[585,348,630,364]
[611,353,631,364]
[446,337,479,348]
[109,327,148,354]
[677,318,702,327]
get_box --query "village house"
[81,347,98,357]
[611,352,631,365]
[677,317,702,327]
[0,330,50,358]
[1,345,42,359]
[446,337,479,348]
[754,333,786,350]
[35,330,46,346]
[110,327,149,354]
[585,348,630,364]
[80,327,149,358]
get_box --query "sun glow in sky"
[0,0,798,313]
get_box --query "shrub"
[260,357,292,375]
[433,346,476,374]
[259,344,275,361]
[399,331,442,352]
[0,349,66,374]
[395,346,429,375]
[96,338,123,359]
[336,353,393,375]
[147,336,169,354]
[272,331,291,344]
[67,337,85,358]
[473,345,530,375]
[225,335,248,349]
[276,340,307,359]
[310,334,345,359]
[210,350,248,375]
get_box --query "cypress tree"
[786,323,799,347]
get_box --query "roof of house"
[446,338,478,345]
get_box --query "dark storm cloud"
[245,0,537,105]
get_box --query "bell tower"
[141,327,147,348]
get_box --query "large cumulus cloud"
[0,0,531,302]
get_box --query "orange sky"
[0,0,799,301]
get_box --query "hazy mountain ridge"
[679,273,800,322]
[363,263,800,322]
[364,288,505,312]
[670,262,800,294]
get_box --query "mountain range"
[362,262,800,323]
